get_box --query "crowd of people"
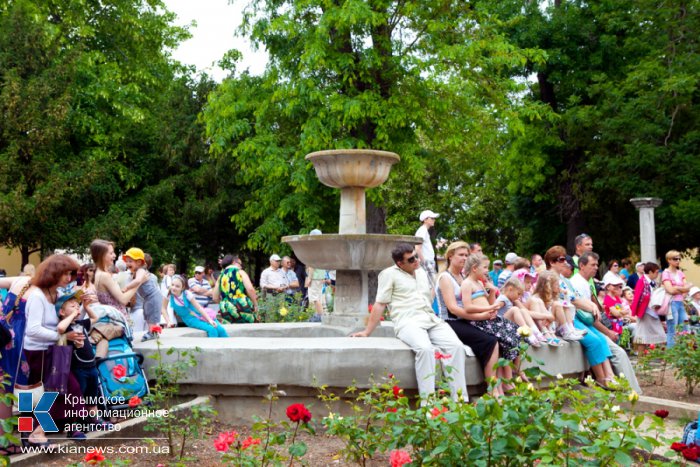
[1,221,698,449]
[354,211,697,400]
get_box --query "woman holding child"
[90,239,141,322]
[22,255,93,444]
[435,242,503,396]
[459,253,523,386]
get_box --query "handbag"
[575,309,595,326]
[13,352,44,413]
[650,287,672,316]
[44,335,72,394]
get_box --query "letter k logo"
[17,392,59,432]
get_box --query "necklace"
[44,288,56,303]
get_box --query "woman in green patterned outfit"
[212,255,259,323]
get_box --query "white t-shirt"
[570,274,592,301]
[24,288,60,351]
[415,225,435,262]
[375,266,440,332]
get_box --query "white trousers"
[396,320,468,401]
[604,335,642,394]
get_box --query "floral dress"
[466,287,521,361]
[219,266,255,323]
[0,282,32,390]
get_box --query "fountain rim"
[282,233,421,243]
[305,149,400,162]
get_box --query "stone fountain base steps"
[133,322,589,423]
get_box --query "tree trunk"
[20,245,30,269]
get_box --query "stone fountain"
[282,149,421,330]
[133,151,595,423]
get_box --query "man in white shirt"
[569,251,642,394]
[259,254,288,296]
[415,210,445,288]
[281,256,300,297]
[351,243,467,401]
[188,266,212,309]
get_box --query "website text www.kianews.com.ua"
[19,444,171,455]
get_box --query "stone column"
[630,198,663,263]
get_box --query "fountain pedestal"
[283,149,420,331]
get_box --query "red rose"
[286,403,312,423]
[214,439,229,452]
[434,350,451,360]
[389,449,412,467]
[386,407,397,413]
[429,406,449,420]
[128,396,141,408]
[150,324,163,334]
[84,450,106,464]
[392,385,404,399]
[654,409,669,419]
[649,344,656,350]
[241,436,261,450]
[671,442,688,452]
[682,446,699,461]
[112,364,127,379]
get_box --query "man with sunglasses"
[351,243,468,402]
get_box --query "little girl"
[461,254,521,376]
[496,278,544,347]
[161,276,228,337]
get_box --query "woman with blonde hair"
[662,250,692,347]
[435,242,503,396]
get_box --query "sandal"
[0,444,23,455]
[21,437,53,448]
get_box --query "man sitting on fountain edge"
[351,243,468,402]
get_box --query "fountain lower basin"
[282,234,421,270]
[132,325,589,423]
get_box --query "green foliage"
[320,371,671,466]
[255,293,315,323]
[144,337,216,460]
[658,331,700,395]
[203,0,546,252]
[217,386,314,466]
[488,0,700,257]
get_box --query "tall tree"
[203,0,546,252]
[0,0,188,263]
[490,0,700,258]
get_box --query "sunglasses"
[611,264,618,267]
[405,255,419,264]
[671,257,681,261]
[555,256,567,263]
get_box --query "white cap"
[635,261,644,269]
[493,259,503,265]
[419,210,439,222]
[688,286,700,299]
[269,254,281,261]
[602,271,624,287]
[194,266,205,273]
[504,252,519,265]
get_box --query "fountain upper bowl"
[282,233,421,270]
[305,149,400,189]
